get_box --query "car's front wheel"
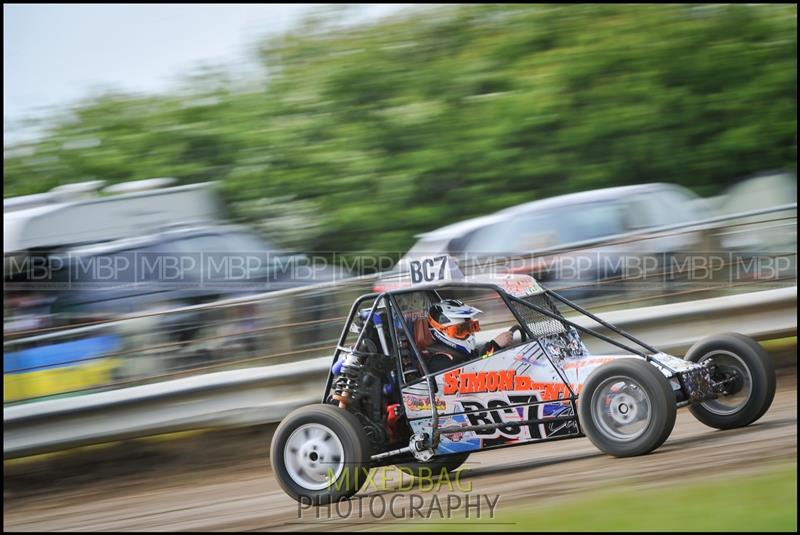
[579,358,676,457]
[270,404,371,505]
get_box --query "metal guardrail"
[4,286,796,459]
[3,357,331,459]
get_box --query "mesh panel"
[511,293,568,338]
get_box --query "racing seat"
[397,316,431,383]
[412,316,469,374]
[412,316,433,352]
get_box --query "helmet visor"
[431,318,481,340]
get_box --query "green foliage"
[4,4,796,253]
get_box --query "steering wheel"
[509,324,524,342]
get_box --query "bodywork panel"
[401,327,715,455]
[402,338,579,455]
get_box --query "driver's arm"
[481,330,514,356]
[493,330,514,349]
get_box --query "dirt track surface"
[4,374,797,532]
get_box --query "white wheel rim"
[698,350,753,416]
[283,423,345,490]
[592,375,652,442]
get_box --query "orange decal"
[514,375,533,390]
[443,369,460,395]
[443,368,569,399]
[498,370,515,390]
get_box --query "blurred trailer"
[4,179,224,401]
[4,178,223,266]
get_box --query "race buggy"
[271,256,776,504]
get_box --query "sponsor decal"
[403,393,447,412]
[560,356,617,370]
[443,368,571,399]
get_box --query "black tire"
[396,452,470,479]
[684,333,776,430]
[270,404,371,505]
[579,358,676,457]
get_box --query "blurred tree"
[4,4,796,259]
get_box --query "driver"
[424,299,515,373]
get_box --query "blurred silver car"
[395,183,717,299]
[713,171,797,283]
[715,171,797,253]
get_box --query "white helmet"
[428,299,482,354]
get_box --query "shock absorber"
[332,351,363,409]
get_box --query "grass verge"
[422,464,797,532]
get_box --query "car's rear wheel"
[684,333,775,430]
[270,404,371,504]
[579,358,676,457]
